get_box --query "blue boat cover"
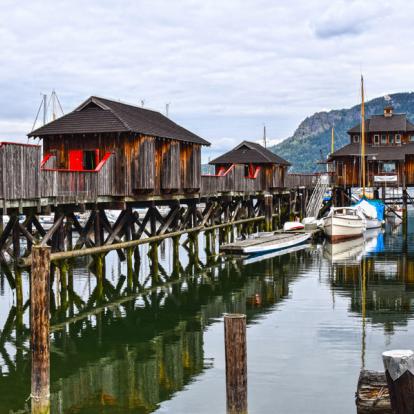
[353,197,385,221]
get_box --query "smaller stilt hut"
[209,141,290,190]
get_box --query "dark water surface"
[0,214,414,413]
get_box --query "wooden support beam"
[157,205,181,235]
[12,217,20,259]
[30,246,50,414]
[224,313,247,414]
[73,211,96,249]
[31,216,46,238]
[40,214,64,247]
[19,214,267,267]
[264,194,273,232]
[104,210,129,245]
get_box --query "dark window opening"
[83,150,97,170]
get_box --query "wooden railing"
[284,173,321,188]
[41,152,115,202]
[201,165,266,194]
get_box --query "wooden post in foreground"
[382,349,414,414]
[31,246,51,414]
[224,313,247,414]
[264,194,273,232]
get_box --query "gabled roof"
[209,141,291,166]
[29,96,210,146]
[329,142,414,161]
[348,113,414,134]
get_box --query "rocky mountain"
[270,92,414,172]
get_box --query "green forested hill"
[270,92,414,172]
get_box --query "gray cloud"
[0,0,414,161]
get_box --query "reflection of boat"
[242,242,310,265]
[323,237,365,263]
[364,228,384,254]
[322,207,365,242]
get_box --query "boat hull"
[323,215,364,242]
[365,218,382,229]
[243,233,310,254]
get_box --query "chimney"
[384,105,393,117]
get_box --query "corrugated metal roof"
[29,96,210,146]
[209,141,291,165]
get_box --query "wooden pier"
[0,95,323,413]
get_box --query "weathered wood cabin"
[330,106,414,188]
[29,96,210,201]
[201,141,290,194]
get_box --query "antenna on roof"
[166,103,170,118]
[263,124,267,148]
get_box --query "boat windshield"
[334,208,357,216]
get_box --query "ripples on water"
[0,213,413,413]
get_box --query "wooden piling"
[224,313,247,414]
[126,247,133,290]
[95,254,104,302]
[382,349,414,414]
[30,245,50,414]
[264,194,273,232]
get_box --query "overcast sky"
[1,0,414,160]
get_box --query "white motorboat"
[242,232,311,254]
[221,231,311,255]
[322,207,365,242]
[363,216,383,229]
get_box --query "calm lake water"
[0,213,413,413]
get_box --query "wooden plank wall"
[285,173,317,188]
[0,144,41,200]
[97,154,117,196]
[271,165,286,188]
[161,141,180,190]
[181,143,201,190]
[132,136,155,191]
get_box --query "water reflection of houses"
[328,254,414,333]
[0,250,312,413]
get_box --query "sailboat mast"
[331,126,335,154]
[361,76,366,197]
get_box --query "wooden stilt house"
[201,141,290,194]
[29,96,210,201]
[329,106,414,188]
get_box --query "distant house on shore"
[329,106,414,188]
[209,141,290,189]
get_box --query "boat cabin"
[205,141,290,193]
[329,105,414,188]
[29,96,210,199]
